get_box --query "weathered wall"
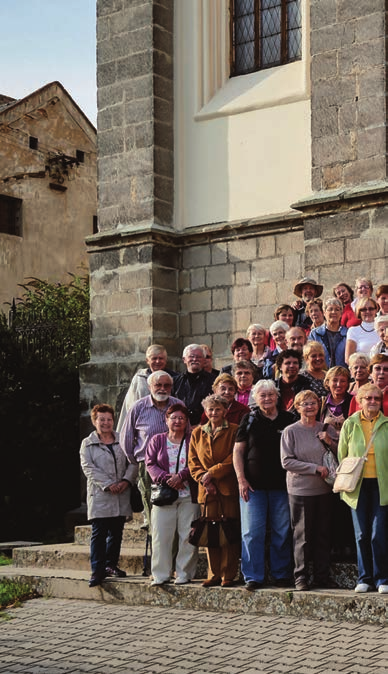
[0,86,96,309]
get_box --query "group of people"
[80,275,388,594]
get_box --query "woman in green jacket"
[338,383,388,594]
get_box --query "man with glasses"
[172,344,215,426]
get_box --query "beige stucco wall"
[0,92,96,309]
[174,0,312,229]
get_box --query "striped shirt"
[119,394,183,463]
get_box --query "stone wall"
[310,0,387,190]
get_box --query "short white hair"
[182,344,206,358]
[374,315,388,329]
[147,370,173,387]
[269,320,289,335]
[252,379,279,398]
[247,324,266,335]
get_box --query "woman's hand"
[201,472,217,495]
[166,474,184,490]
[316,466,328,480]
[109,481,129,494]
[238,477,254,502]
[317,431,331,446]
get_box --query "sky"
[0,0,97,125]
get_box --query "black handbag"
[189,495,240,548]
[150,436,185,507]
[130,483,144,512]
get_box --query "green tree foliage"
[0,274,90,542]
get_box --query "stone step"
[74,522,147,547]
[1,565,387,626]
[12,542,209,578]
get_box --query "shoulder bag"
[150,436,185,507]
[333,431,375,494]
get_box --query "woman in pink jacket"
[146,404,199,586]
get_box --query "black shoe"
[105,566,126,578]
[89,573,105,588]
[245,581,263,591]
[272,578,292,588]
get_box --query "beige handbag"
[333,432,375,494]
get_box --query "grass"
[0,578,40,611]
[0,554,12,566]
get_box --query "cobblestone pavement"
[1,598,388,674]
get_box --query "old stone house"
[81,0,388,415]
[0,81,97,309]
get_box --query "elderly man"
[120,370,183,528]
[116,344,177,432]
[292,277,323,330]
[285,327,307,353]
[172,344,215,425]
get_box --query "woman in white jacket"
[80,403,137,587]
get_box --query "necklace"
[360,322,375,333]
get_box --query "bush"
[0,274,90,541]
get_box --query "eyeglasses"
[362,397,382,402]
[168,416,187,421]
[299,402,318,407]
[360,307,375,312]
[357,285,370,290]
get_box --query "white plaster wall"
[174,0,312,229]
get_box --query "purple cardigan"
[145,431,198,503]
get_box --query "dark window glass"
[76,149,85,163]
[230,0,302,76]
[0,194,22,236]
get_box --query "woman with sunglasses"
[345,298,379,365]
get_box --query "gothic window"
[230,0,302,76]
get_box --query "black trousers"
[288,493,333,584]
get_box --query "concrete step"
[1,565,387,626]
[74,522,147,546]
[12,542,209,578]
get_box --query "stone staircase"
[2,514,388,626]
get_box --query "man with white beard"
[120,371,183,529]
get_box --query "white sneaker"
[378,584,388,594]
[355,583,373,593]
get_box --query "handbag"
[150,436,185,507]
[188,495,241,548]
[318,425,339,486]
[130,483,144,513]
[333,431,375,494]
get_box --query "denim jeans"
[90,516,126,576]
[351,478,388,588]
[240,489,292,584]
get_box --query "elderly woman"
[80,404,137,587]
[338,383,388,593]
[189,394,239,587]
[349,354,388,416]
[345,297,379,364]
[376,284,388,317]
[200,373,250,425]
[348,353,370,395]
[233,380,294,590]
[116,344,177,432]
[263,320,289,378]
[301,341,327,397]
[246,324,271,369]
[320,366,352,441]
[145,404,199,586]
[309,297,347,368]
[333,282,360,328]
[369,315,388,357]
[351,278,373,312]
[305,299,325,334]
[232,360,256,407]
[281,391,337,590]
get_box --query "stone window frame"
[179,0,309,122]
[229,0,302,76]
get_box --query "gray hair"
[252,379,279,398]
[348,352,370,369]
[323,297,343,312]
[201,394,229,410]
[182,343,206,358]
[247,323,266,335]
[374,315,388,329]
[146,344,167,359]
[147,370,173,387]
[269,320,289,335]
